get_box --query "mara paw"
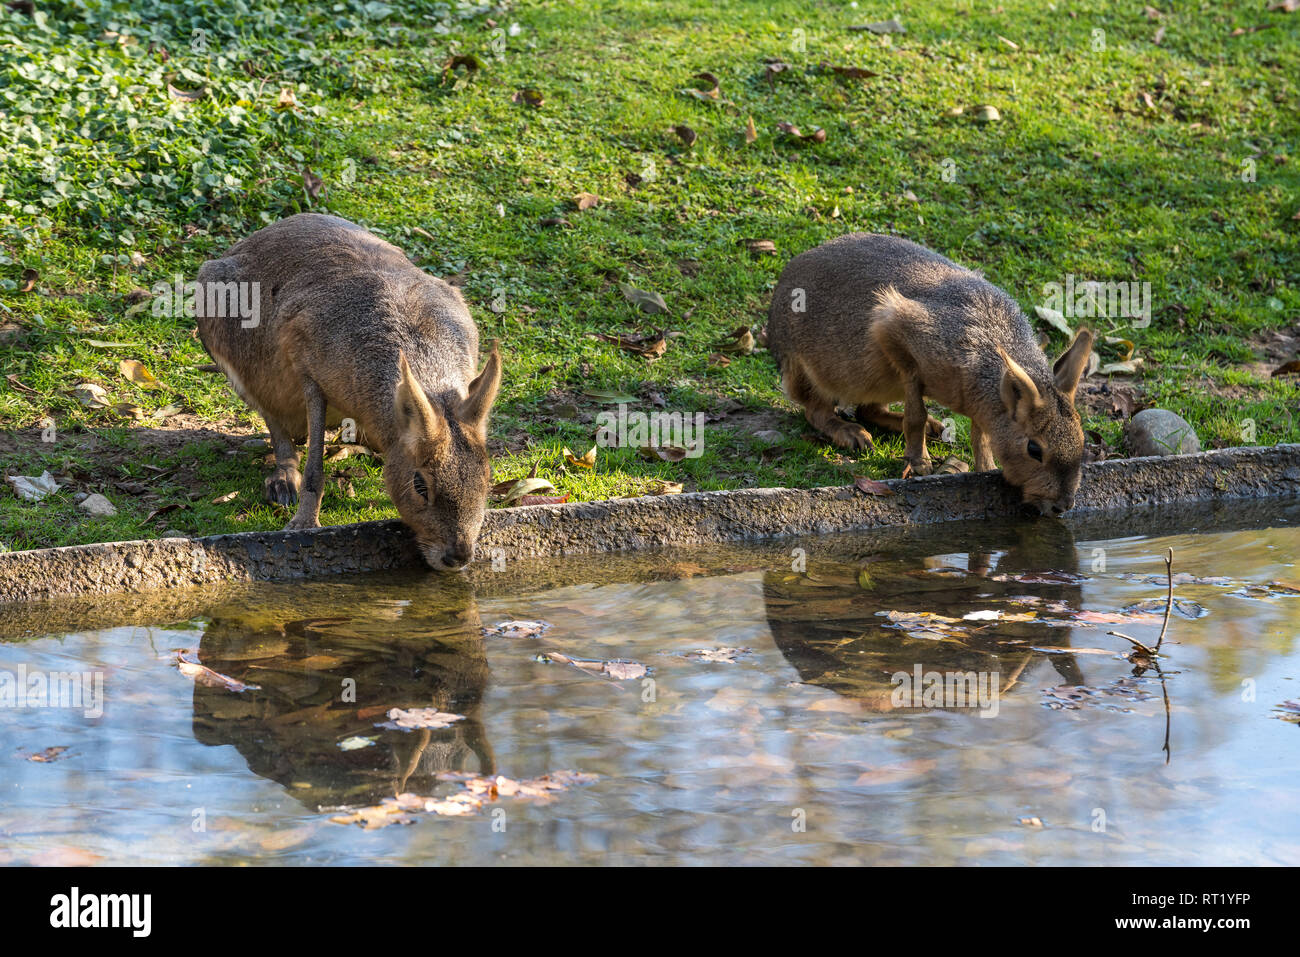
[264,468,302,507]
[283,512,321,531]
[903,455,933,477]
[828,421,874,451]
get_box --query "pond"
[2,505,1298,865]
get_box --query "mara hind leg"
[854,403,944,439]
[263,415,304,507]
[782,358,873,450]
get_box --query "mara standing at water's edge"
[767,234,1093,516]
[195,214,502,571]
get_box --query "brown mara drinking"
[766,233,1093,516]
[195,213,502,571]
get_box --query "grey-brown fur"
[196,213,501,569]
[767,233,1092,514]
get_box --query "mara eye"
[1027,439,1043,462]
[412,472,429,502]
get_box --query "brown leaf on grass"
[742,238,776,255]
[744,115,758,142]
[638,444,688,462]
[673,124,697,146]
[691,71,721,97]
[6,373,40,396]
[177,655,261,692]
[854,476,894,496]
[776,121,826,143]
[850,18,906,34]
[492,476,557,505]
[597,331,668,360]
[443,54,483,75]
[573,191,600,210]
[167,82,206,103]
[302,167,323,200]
[646,479,684,495]
[821,62,880,79]
[538,216,571,227]
[1269,0,1300,10]
[119,359,162,390]
[511,87,544,107]
[275,87,297,110]
[714,326,755,353]
[706,353,731,369]
[563,446,597,470]
[19,268,38,293]
[763,60,790,87]
[1271,359,1300,376]
[618,283,669,315]
[1139,90,1156,110]
[1153,25,1166,43]
[73,382,111,407]
[325,443,374,462]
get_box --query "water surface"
[2,512,1298,865]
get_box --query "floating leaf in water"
[1272,701,1300,723]
[963,610,1001,621]
[542,652,647,680]
[1018,816,1045,828]
[377,707,465,731]
[688,647,749,663]
[483,620,552,639]
[338,736,376,751]
[1124,597,1207,619]
[24,746,71,763]
[854,759,937,788]
[177,656,261,692]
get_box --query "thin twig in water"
[1155,546,1174,654]
[1107,631,1157,657]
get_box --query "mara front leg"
[285,378,327,530]
[901,377,933,475]
[970,421,996,472]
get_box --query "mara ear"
[458,340,502,437]
[394,351,445,445]
[1052,328,1094,400]
[998,347,1043,426]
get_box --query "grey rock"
[1126,409,1201,457]
[77,493,117,517]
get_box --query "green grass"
[2,0,1299,550]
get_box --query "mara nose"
[442,543,473,569]
[1050,504,1066,516]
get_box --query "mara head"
[383,344,502,570]
[989,329,1093,516]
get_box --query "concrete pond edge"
[2,443,1298,604]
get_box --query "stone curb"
[1,443,1297,604]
